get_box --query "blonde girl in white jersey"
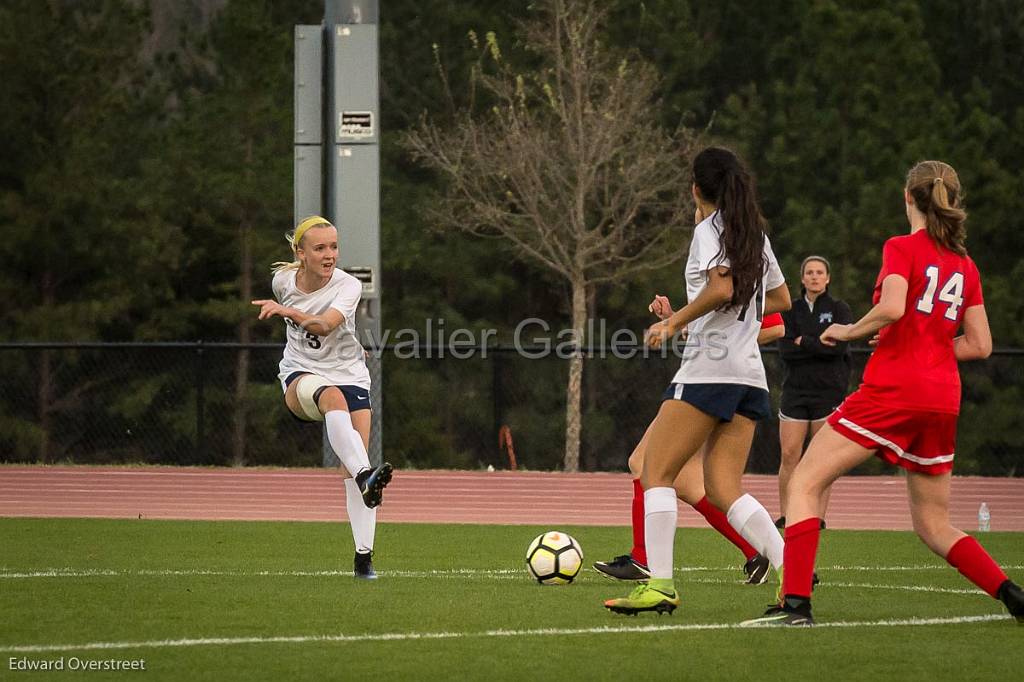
[605,147,792,615]
[252,215,392,580]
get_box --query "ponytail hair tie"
[933,177,943,186]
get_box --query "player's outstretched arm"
[252,299,289,321]
[954,305,992,361]
[799,301,853,356]
[251,299,345,336]
[820,274,907,345]
[646,267,732,348]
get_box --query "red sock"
[692,496,758,560]
[630,479,647,566]
[946,536,1009,598]
[783,518,822,599]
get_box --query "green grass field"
[1,518,1021,681]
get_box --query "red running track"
[0,466,1022,531]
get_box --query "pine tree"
[0,0,180,460]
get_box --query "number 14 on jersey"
[916,265,964,321]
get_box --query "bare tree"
[404,0,696,471]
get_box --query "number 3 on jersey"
[916,266,964,321]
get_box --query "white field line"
[817,564,989,571]
[817,581,984,595]
[0,614,1011,655]
[0,568,524,579]
[2,565,1022,580]
[688,577,985,596]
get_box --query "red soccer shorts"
[827,390,957,475]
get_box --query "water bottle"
[978,503,991,532]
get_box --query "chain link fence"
[0,343,1021,475]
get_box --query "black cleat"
[743,554,771,585]
[741,607,814,627]
[593,554,651,581]
[354,551,377,580]
[741,596,814,626]
[998,580,1024,624]
[355,463,393,508]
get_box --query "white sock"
[644,487,678,580]
[344,478,377,554]
[324,410,371,478]
[727,493,784,570]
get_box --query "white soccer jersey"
[273,268,370,391]
[671,211,785,390]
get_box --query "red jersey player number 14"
[861,229,982,415]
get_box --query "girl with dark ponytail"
[744,160,1024,627]
[698,146,768,308]
[604,147,792,616]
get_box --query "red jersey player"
[743,160,1024,626]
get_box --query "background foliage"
[0,0,1021,471]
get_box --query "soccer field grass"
[1,518,1020,681]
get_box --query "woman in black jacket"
[776,256,851,526]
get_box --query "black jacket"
[778,290,852,399]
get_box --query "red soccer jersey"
[860,229,983,414]
[761,312,784,329]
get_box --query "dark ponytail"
[906,160,967,256]
[692,147,767,308]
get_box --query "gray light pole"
[294,1,382,468]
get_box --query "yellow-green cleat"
[604,581,680,616]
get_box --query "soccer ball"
[525,531,583,585]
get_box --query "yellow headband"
[292,215,333,253]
